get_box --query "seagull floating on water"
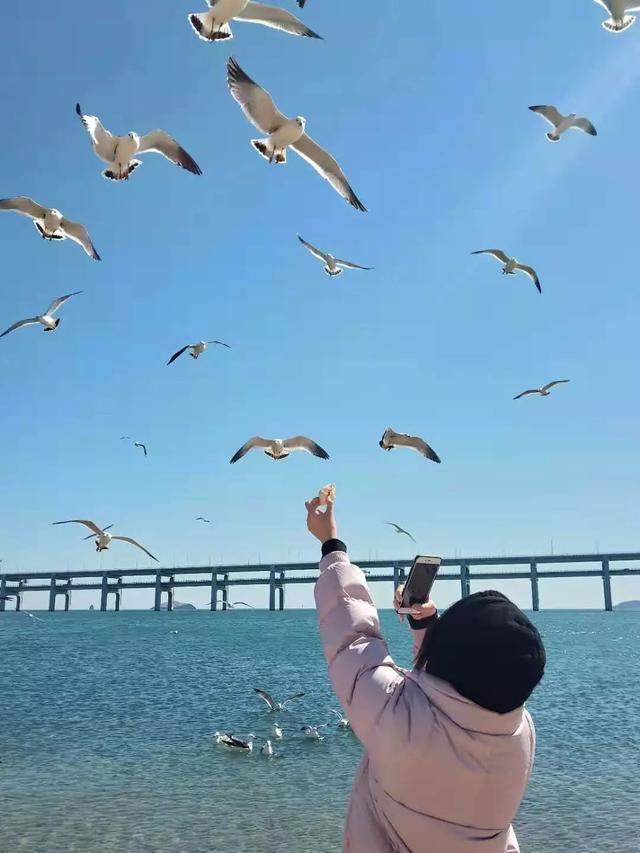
[214,732,255,751]
[0,292,82,339]
[76,103,202,181]
[471,250,541,294]
[0,197,100,259]
[529,106,597,142]
[188,1,322,42]
[513,380,570,400]
[297,235,372,277]
[385,522,416,544]
[301,725,326,740]
[52,519,158,562]
[253,688,305,711]
[227,57,366,210]
[328,709,351,730]
[379,429,441,464]
[260,739,275,757]
[594,0,640,32]
[167,340,230,365]
[230,436,329,463]
[273,724,283,739]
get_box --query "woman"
[306,496,546,853]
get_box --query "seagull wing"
[385,523,416,543]
[206,340,231,348]
[235,2,322,38]
[0,317,41,338]
[167,345,190,365]
[60,218,101,260]
[227,57,287,134]
[253,688,277,709]
[297,234,330,263]
[137,130,202,175]
[52,519,104,536]
[529,105,563,128]
[45,291,82,316]
[541,379,570,393]
[328,708,343,720]
[82,523,113,540]
[572,117,597,136]
[75,104,116,160]
[471,249,511,264]
[283,436,330,459]
[111,536,158,562]
[514,263,541,293]
[282,692,305,706]
[394,433,441,463]
[291,133,366,211]
[513,389,540,400]
[334,257,373,271]
[0,196,48,220]
[230,436,272,464]
[134,442,148,456]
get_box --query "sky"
[0,1,638,610]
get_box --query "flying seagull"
[52,520,158,562]
[213,732,255,751]
[0,292,82,339]
[227,57,366,210]
[297,235,372,277]
[188,1,322,42]
[379,428,441,463]
[471,250,541,294]
[297,0,306,6]
[385,522,416,544]
[230,435,329,463]
[253,688,305,711]
[75,103,202,181]
[0,197,100,260]
[134,442,147,457]
[196,517,212,523]
[529,106,597,142]
[513,380,570,400]
[167,340,230,365]
[594,0,640,32]
[328,709,351,730]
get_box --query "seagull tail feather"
[102,161,141,181]
[545,132,560,142]
[251,139,285,164]
[602,15,635,33]
[188,13,233,41]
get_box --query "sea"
[1,610,639,853]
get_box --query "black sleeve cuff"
[408,612,439,631]
[321,539,347,557]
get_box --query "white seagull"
[214,732,255,751]
[253,688,305,711]
[52,520,159,562]
[188,0,322,42]
[379,428,441,464]
[273,724,284,739]
[594,0,640,32]
[0,197,100,260]
[328,709,351,730]
[529,106,597,142]
[0,292,82,339]
[167,340,230,365]
[227,57,366,210]
[301,725,326,740]
[297,235,372,277]
[513,380,570,400]
[471,250,542,294]
[385,522,416,544]
[230,435,329,463]
[260,739,275,757]
[76,103,202,181]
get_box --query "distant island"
[150,601,196,611]
[615,601,640,611]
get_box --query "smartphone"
[398,556,441,613]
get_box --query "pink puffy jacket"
[314,550,536,853]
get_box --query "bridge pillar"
[101,575,109,612]
[269,568,276,611]
[48,576,58,612]
[64,583,72,612]
[166,577,174,612]
[114,589,121,611]
[154,572,162,612]
[0,576,6,612]
[14,582,23,612]
[460,564,471,598]
[210,572,218,611]
[602,559,613,612]
[222,574,229,611]
[278,571,285,611]
[530,561,540,611]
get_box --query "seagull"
[52,520,158,562]
[297,235,372,277]
[594,0,640,32]
[196,517,212,523]
[471,250,541,294]
[0,292,82,339]
[188,0,322,42]
[75,103,202,181]
[134,442,148,457]
[379,428,441,464]
[273,724,283,739]
[167,340,230,365]
[213,732,255,751]
[529,106,597,142]
[230,435,329,463]
[385,522,416,544]
[301,725,326,740]
[253,688,305,711]
[260,739,275,757]
[228,601,255,609]
[513,380,570,400]
[0,198,100,260]
[227,57,366,211]
[328,709,351,730]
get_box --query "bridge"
[1,552,638,613]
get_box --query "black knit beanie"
[417,590,546,714]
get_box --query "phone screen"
[401,557,441,607]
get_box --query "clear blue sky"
[1,1,638,610]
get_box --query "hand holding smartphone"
[396,556,441,614]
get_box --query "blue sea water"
[1,610,639,853]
